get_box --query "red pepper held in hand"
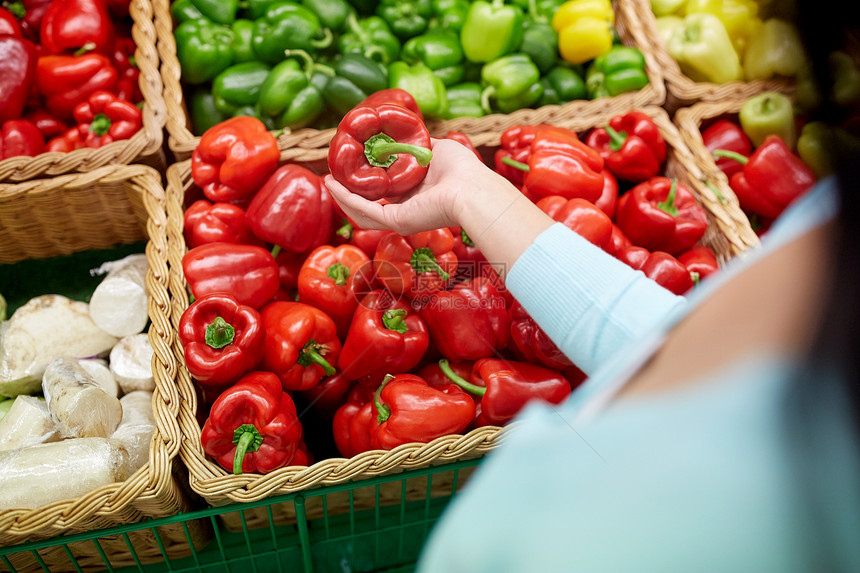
[297,244,371,338]
[191,116,280,202]
[245,164,334,254]
[373,228,457,299]
[0,35,37,122]
[182,243,280,309]
[40,0,115,55]
[183,200,265,249]
[36,52,118,119]
[201,371,303,474]
[701,119,751,178]
[328,104,433,201]
[178,293,266,389]
[714,136,816,219]
[536,196,614,251]
[615,246,695,295]
[369,374,475,450]
[338,290,429,381]
[260,301,341,392]
[586,111,666,182]
[0,119,44,159]
[615,177,709,256]
[359,88,423,119]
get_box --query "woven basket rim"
[0,0,166,183]
[0,164,184,541]
[166,105,757,505]
[156,0,666,160]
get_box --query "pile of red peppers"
[179,99,721,476]
[0,0,142,160]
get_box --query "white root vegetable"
[0,295,118,396]
[89,254,150,338]
[78,358,120,398]
[0,396,59,451]
[110,391,155,476]
[43,357,123,438]
[110,334,155,393]
[0,437,128,510]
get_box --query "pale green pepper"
[738,91,796,149]
[655,16,684,47]
[649,0,686,16]
[666,13,741,83]
[684,0,760,55]
[743,18,804,81]
[796,122,833,179]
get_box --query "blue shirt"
[417,180,860,572]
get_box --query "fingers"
[323,175,388,230]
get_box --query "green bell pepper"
[175,19,235,85]
[258,50,332,130]
[401,29,464,87]
[480,53,542,114]
[301,0,353,32]
[445,82,485,118]
[231,20,257,63]
[247,0,279,19]
[831,51,860,106]
[666,13,741,84]
[251,2,334,64]
[738,91,796,149]
[511,0,565,20]
[539,65,585,105]
[171,0,204,24]
[585,46,649,99]
[429,0,470,33]
[322,53,390,115]
[212,61,272,116]
[232,106,277,131]
[388,61,448,118]
[520,20,559,76]
[190,0,240,25]
[796,122,833,179]
[338,14,401,64]
[190,90,230,135]
[376,0,433,40]
[460,0,524,63]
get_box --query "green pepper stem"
[382,309,408,333]
[74,42,96,56]
[89,114,112,136]
[205,316,235,349]
[712,149,749,165]
[365,133,433,168]
[410,247,450,281]
[480,86,496,115]
[327,262,350,286]
[284,49,316,81]
[6,2,25,18]
[604,125,627,151]
[527,0,545,23]
[656,179,679,217]
[337,218,354,240]
[270,245,282,259]
[704,180,728,205]
[691,271,700,286]
[346,12,369,43]
[501,156,530,171]
[310,28,334,50]
[231,424,263,475]
[298,339,337,375]
[439,359,486,396]
[461,229,475,247]
[375,374,395,423]
[363,45,388,64]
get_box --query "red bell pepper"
[615,246,695,295]
[182,243,280,309]
[369,374,475,449]
[493,147,530,187]
[0,119,44,159]
[335,217,394,258]
[191,116,280,203]
[416,359,474,391]
[9,0,51,42]
[450,226,486,266]
[36,53,118,119]
[714,136,816,219]
[677,244,719,283]
[359,88,422,119]
[536,196,614,251]
[585,111,666,183]
[178,293,266,389]
[245,164,334,253]
[373,228,458,299]
[296,244,371,338]
[440,358,571,426]
[328,103,433,201]
[1,7,21,36]
[509,300,573,371]
[63,89,142,148]
[499,124,572,152]
[338,289,430,381]
[594,169,619,219]
[420,275,510,361]
[0,35,37,122]
[183,200,265,249]
[276,249,306,292]
[701,119,751,178]
[607,223,633,256]
[201,371,303,474]
[45,125,84,152]
[24,109,68,140]
[40,0,114,55]
[299,371,354,420]
[112,36,141,103]
[332,384,377,457]
[445,131,482,160]
[105,0,131,18]
[615,177,709,256]
[260,301,341,392]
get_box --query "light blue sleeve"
[505,223,686,376]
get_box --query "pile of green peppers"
[172,0,650,134]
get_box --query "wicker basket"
[0,0,166,183]
[625,0,795,113]
[156,0,666,161]
[0,165,210,573]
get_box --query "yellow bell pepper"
[552,0,615,65]
[743,18,805,81]
[683,0,760,56]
